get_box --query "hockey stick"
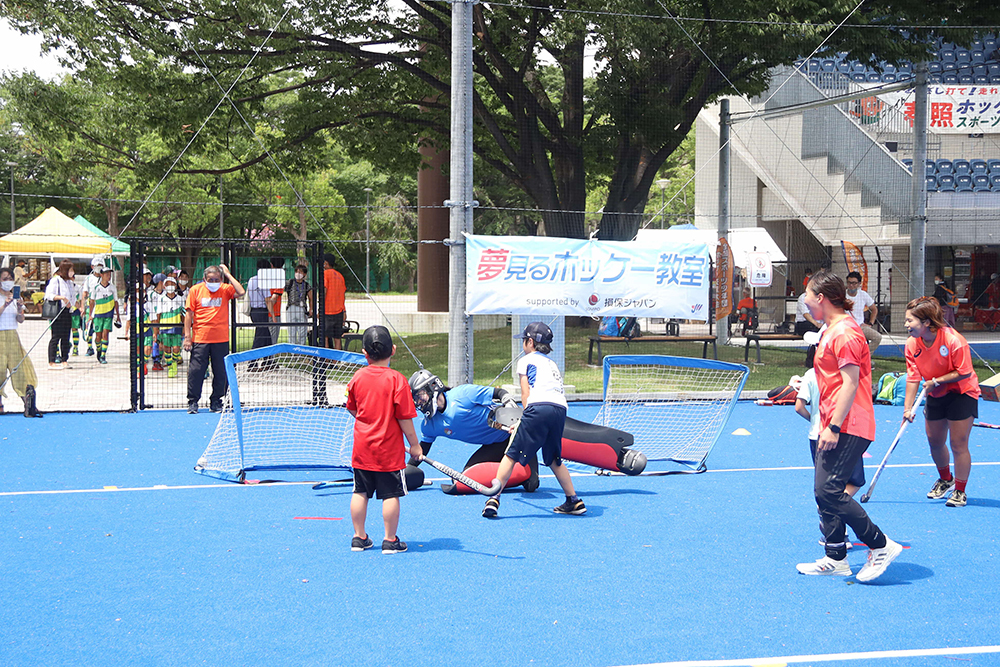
[860,384,929,504]
[310,479,354,490]
[973,421,1000,430]
[419,456,503,496]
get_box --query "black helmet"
[409,369,446,417]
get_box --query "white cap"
[91,257,105,267]
[143,266,152,275]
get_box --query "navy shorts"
[925,392,978,422]
[506,403,566,467]
[810,439,865,488]
[353,468,407,500]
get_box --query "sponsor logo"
[691,303,704,314]
[940,345,949,357]
[589,294,599,306]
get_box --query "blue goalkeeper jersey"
[416,384,511,446]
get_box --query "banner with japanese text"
[841,240,868,292]
[466,234,712,319]
[869,83,1000,133]
[715,238,734,320]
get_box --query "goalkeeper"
[408,370,540,492]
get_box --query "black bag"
[41,299,61,320]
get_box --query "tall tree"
[4,0,991,239]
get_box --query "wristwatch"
[829,424,841,434]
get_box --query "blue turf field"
[2,401,1000,667]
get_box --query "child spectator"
[345,325,422,554]
[482,321,585,519]
[158,276,186,378]
[88,266,121,364]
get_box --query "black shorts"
[324,311,345,339]
[353,468,407,500]
[505,403,566,467]
[925,392,979,422]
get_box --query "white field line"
[610,644,1000,667]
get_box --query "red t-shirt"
[736,297,755,322]
[324,268,346,315]
[905,327,980,399]
[185,282,236,344]
[814,315,876,441]
[346,365,417,472]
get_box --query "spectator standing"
[44,260,77,370]
[845,271,882,358]
[268,256,285,345]
[89,266,121,365]
[932,273,958,328]
[183,264,245,414]
[13,259,35,292]
[247,259,273,351]
[0,267,41,417]
[80,257,105,356]
[323,254,347,350]
[285,264,312,346]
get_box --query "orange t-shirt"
[814,315,876,441]
[736,297,756,322]
[324,268,346,315]
[185,282,237,344]
[269,288,284,317]
[905,327,980,399]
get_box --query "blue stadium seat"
[866,72,881,82]
[936,159,954,174]
[988,159,1000,174]
[975,75,989,84]
[943,73,959,84]
[926,175,938,190]
[940,50,956,62]
[974,64,988,76]
[851,73,866,83]
[974,186,991,193]
[971,160,988,175]
[926,160,937,176]
[992,174,1000,190]
[882,73,897,83]
[959,74,974,84]
[836,61,851,74]
[956,174,974,190]
[929,73,942,84]
[901,158,913,171]
[992,75,1000,84]
[956,49,971,63]
[990,63,1000,75]
[954,160,971,176]
[971,39,984,50]
[897,72,913,82]
[972,50,986,63]
[807,59,821,73]
[851,61,866,73]
[974,174,991,189]
[927,62,943,74]
[986,38,997,52]
[822,60,836,73]
[937,174,956,191]
[942,62,958,72]
[883,63,897,74]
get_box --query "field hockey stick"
[311,479,354,490]
[419,456,503,496]
[861,384,928,504]
[973,421,1000,430]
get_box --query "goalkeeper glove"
[501,394,518,409]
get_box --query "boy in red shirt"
[345,325,422,554]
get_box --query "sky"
[0,19,70,80]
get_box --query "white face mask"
[179,279,189,286]
[0,280,14,291]
[295,273,305,281]
[205,281,222,293]
[166,285,176,294]
[934,279,943,285]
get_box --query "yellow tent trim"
[0,207,114,255]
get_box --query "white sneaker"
[856,538,903,582]
[796,556,852,576]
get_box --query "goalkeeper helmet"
[409,369,445,417]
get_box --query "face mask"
[0,280,13,291]
[206,281,222,293]
[179,279,189,286]
[295,273,305,281]
[166,286,176,294]
[935,280,943,285]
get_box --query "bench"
[588,335,717,365]
[744,333,804,363]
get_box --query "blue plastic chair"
[936,159,953,175]
[943,62,958,72]
[927,62,943,74]
[988,159,1000,174]
[956,174,974,190]
[926,175,939,190]
[974,185,991,193]
[808,59,822,73]
[972,50,986,63]
[954,160,972,176]
[959,74,974,84]
[926,160,937,176]
[940,50,956,62]
[971,160,988,175]
[975,75,989,84]
[881,73,897,83]
[991,174,1000,190]
[992,75,1000,84]
[822,60,836,73]
[937,174,956,191]
[851,61,867,73]
[851,73,866,83]
[866,72,881,82]
[956,49,971,63]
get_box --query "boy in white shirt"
[482,321,585,518]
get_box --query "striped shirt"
[91,283,118,318]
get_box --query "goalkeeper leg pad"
[441,460,530,495]
[463,442,539,492]
[560,417,646,475]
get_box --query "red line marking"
[294,516,343,521]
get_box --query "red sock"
[937,466,952,482]
[955,478,968,493]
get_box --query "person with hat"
[79,257,106,356]
[88,265,121,364]
[345,325,422,554]
[481,321,585,519]
[157,275,186,378]
[144,272,168,372]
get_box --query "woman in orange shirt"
[796,271,901,582]
[903,296,980,508]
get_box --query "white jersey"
[796,368,822,441]
[83,272,102,297]
[848,289,875,325]
[516,351,567,408]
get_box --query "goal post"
[593,355,749,471]
[195,343,366,482]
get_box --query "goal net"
[195,344,364,482]
[592,355,748,471]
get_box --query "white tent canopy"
[636,225,786,268]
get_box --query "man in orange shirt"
[182,264,245,414]
[323,254,347,350]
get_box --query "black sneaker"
[210,404,223,413]
[187,403,199,414]
[23,384,37,418]
[382,537,407,554]
[351,535,374,552]
[482,495,500,518]
[86,348,95,357]
[553,498,587,515]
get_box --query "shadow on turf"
[409,537,525,560]
[848,561,934,586]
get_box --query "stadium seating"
[936,159,953,175]
[956,175,974,192]
[972,160,989,175]
[954,160,971,176]
[989,160,1000,174]
[937,174,956,191]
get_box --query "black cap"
[362,325,393,359]
[515,321,553,345]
